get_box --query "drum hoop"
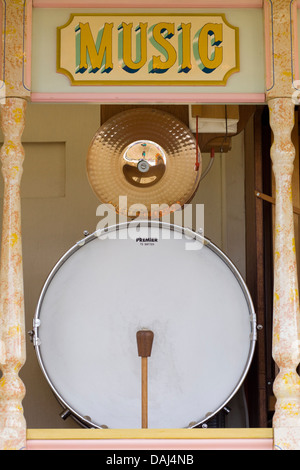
[33,220,257,429]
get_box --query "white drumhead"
[34,222,256,429]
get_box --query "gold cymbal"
[86,108,202,218]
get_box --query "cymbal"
[86,108,202,218]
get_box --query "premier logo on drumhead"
[136,237,158,246]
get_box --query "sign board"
[57,14,239,86]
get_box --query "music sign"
[57,14,239,86]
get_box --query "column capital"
[0,0,32,99]
[264,0,298,100]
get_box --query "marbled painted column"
[264,0,300,450]
[269,98,300,449]
[0,0,32,450]
[0,98,26,451]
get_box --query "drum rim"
[33,220,257,429]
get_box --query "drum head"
[34,222,256,429]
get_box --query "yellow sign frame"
[57,13,240,87]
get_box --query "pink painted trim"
[26,438,273,451]
[31,92,266,104]
[30,0,300,7]
[32,0,263,8]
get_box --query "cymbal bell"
[86,108,202,218]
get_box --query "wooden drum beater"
[136,329,154,429]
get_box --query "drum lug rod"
[28,330,34,343]
[60,409,72,421]
[28,330,41,347]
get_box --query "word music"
[75,21,223,76]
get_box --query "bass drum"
[33,221,256,429]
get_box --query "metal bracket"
[250,312,257,341]
[28,319,41,347]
